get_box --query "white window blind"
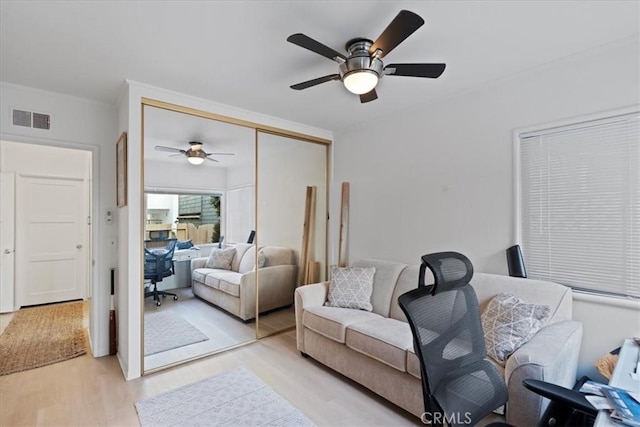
[519,112,640,298]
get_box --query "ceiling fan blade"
[370,10,424,59]
[168,153,184,157]
[155,145,184,153]
[206,152,235,156]
[291,74,341,90]
[359,89,378,103]
[205,157,219,163]
[287,33,346,62]
[384,63,446,78]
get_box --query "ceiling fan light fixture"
[187,150,206,165]
[343,70,379,95]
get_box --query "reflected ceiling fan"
[154,141,234,165]
[287,10,446,103]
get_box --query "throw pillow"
[204,247,235,270]
[325,266,376,311]
[481,293,551,365]
[176,240,193,250]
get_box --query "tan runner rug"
[0,301,87,376]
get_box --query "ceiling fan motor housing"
[339,38,383,80]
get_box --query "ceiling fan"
[287,10,446,103]
[154,141,234,165]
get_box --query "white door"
[16,175,89,306]
[0,172,16,312]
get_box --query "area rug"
[0,301,87,376]
[144,311,209,356]
[135,367,315,426]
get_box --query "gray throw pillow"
[325,266,376,311]
[481,293,551,365]
[204,247,235,270]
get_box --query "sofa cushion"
[472,273,572,324]
[238,248,256,274]
[204,274,221,289]
[216,271,243,297]
[345,318,414,372]
[205,247,235,270]
[352,259,408,317]
[325,266,376,311]
[303,305,383,343]
[233,243,254,272]
[192,268,218,283]
[482,293,551,365]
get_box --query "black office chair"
[523,377,597,427]
[144,238,179,306]
[398,252,508,427]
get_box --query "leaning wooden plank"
[338,182,350,267]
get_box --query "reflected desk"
[594,338,640,426]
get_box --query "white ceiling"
[144,105,255,168]
[1,1,638,132]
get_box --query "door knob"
[76,244,83,249]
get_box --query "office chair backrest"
[144,239,177,281]
[148,229,170,240]
[399,252,508,426]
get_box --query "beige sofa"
[191,243,297,321]
[294,259,583,426]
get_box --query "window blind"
[519,113,639,298]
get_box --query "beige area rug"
[135,367,315,426]
[0,301,87,376]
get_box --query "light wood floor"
[0,328,423,427]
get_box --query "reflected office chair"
[398,252,508,427]
[144,238,178,306]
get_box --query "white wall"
[332,37,640,378]
[121,81,332,379]
[0,82,118,357]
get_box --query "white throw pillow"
[481,293,551,365]
[204,247,235,270]
[325,266,376,311]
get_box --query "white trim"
[144,185,225,195]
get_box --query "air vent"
[32,113,50,130]
[11,109,51,130]
[12,109,31,127]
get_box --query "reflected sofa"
[294,259,583,426]
[191,243,297,321]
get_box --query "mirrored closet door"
[142,105,257,372]
[255,131,328,338]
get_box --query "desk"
[594,338,640,426]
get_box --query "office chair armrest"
[522,379,597,416]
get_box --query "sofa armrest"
[294,281,329,353]
[238,265,298,321]
[504,320,583,427]
[190,257,208,270]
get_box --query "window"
[517,111,639,298]
[145,192,222,244]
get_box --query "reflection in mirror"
[256,132,328,338]
[142,105,257,372]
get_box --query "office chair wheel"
[173,296,178,300]
[156,301,161,306]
